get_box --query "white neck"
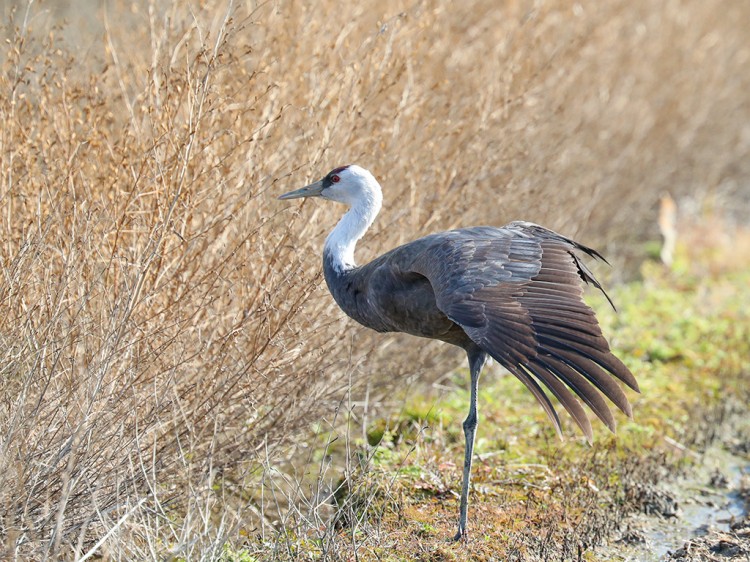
[324,191,382,273]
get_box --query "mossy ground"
[238,221,750,561]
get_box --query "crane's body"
[279,164,639,540]
[326,229,476,343]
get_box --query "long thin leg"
[454,347,487,541]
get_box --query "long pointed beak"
[277,179,325,200]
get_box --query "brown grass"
[0,0,748,558]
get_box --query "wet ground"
[599,433,750,561]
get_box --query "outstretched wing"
[410,222,639,442]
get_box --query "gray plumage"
[279,164,639,540]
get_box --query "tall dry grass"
[0,0,748,558]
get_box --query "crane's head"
[278,165,382,209]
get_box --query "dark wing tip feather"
[540,345,633,419]
[523,361,595,443]
[503,362,564,440]
[571,252,617,311]
[535,354,618,432]
[538,333,640,393]
[572,240,610,266]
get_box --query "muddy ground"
[600,411,750,561]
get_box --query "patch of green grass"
[220,544,260,562]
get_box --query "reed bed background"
[0,0,748,558]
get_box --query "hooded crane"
[278,165,639,541]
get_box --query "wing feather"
[504,362,563,436]
[533,355,617,430]
[410,222,638,438]
[538,333,639,390]
[523,361,595,442]
[540,347,632,417]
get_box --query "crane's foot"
[452,526,468,542]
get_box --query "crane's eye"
[331,174,341,183]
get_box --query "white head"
[278,164,383,211]
[278,165,384,271]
